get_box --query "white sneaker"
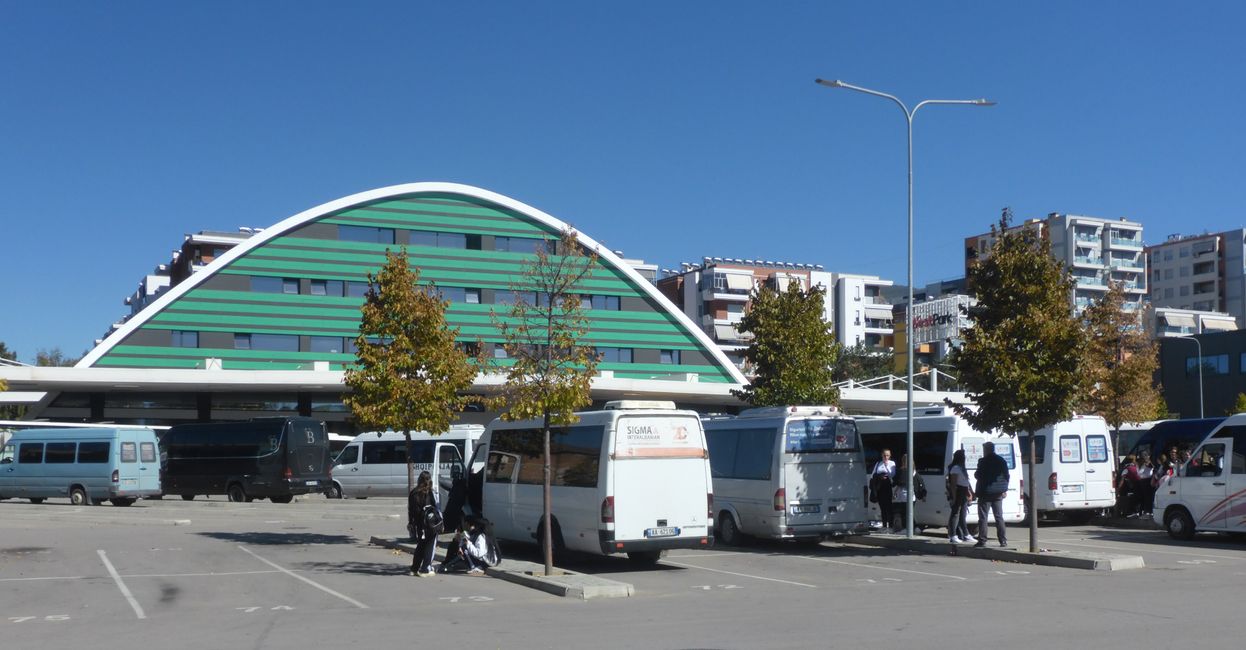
[961,534,976,542]
[949,536,963,543]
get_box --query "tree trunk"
[542,409,553,576]
[405,431,414,496]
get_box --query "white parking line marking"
[660,559,818,588]
[124,571,283,578]
[0,576,86,583]
[97,550,146,620]
[800,556,968,581]
[237,546,368,609]
[1044,538,1246,562]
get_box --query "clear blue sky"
[3,2,1245,363]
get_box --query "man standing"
[973,441,1009,548]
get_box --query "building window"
[251,334,299,352]
[412,230,468,249]
[171,331,199,348]
[1179,247,1190,258]
[310,280,344,297]
[347,281,370,297]
[660,349,681,364]
[495,236,553,254]
[283,278,300,294]
[457,341,481,356]
[1188,354,1229,376]
[1241,353,1246,373]
[580,294,621,310]
[597,347,633,363]
[251,276,285,293]
[339,225,395,244]
[1164,250,1173,261]
[234,334,251,350]
[492,345,509,359]
[310,336,345,354]
[494,290,536,306]
[1180,286,1189,296]
[1164,288,1174,298]
[438,287,481,304]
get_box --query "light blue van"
[0,427,162,506]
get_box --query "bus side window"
[0,443,14,464]
[1193,443,1225,477]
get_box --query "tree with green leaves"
[1078,282,1165,458]
[946,208,1087,553]
[492,229,600,575]
[36,348,81,367]
[831,342,894,384]
[732,281,840,407]
[1230,393,1246,416]
[0,341,16,362]
[344,248,481,496]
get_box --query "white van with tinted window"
[1018,415,1116,522]
[856,407,1025,531]
[1154,413,1246,539]
[470,401,713,564]
[328,425,482,500]
[704,405,868,544]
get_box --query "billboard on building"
[910,295,973,345]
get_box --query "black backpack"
[423,504,445,534]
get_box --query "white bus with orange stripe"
[1154,413,1246,539]
[472,401,713,564]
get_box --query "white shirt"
[464,532,489,560]
[873,459,896,479]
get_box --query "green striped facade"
[93,191,737,384]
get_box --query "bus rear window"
[785,419,859,453]
[993,441,1017,470]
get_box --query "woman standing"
[946,449,975,544]
[408,471,439,576]
[872,449,897,531]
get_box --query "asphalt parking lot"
[4,497,1246,650]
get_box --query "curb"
[849,534,1145,571]
[368,536,635,599]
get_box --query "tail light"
[111,469,119,483]
[601,496,614,523]
[283,467,293,480]
[1048,472,1058,491]
[773,488,786,511]
[707,493,714,521]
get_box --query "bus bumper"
[598,529,714,555]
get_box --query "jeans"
[947,486,971,539]
[976,496,1006,545]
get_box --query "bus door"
[434,442,464,503]
[1184,440,1230,530]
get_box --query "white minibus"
[856,407,1025,531]
[704,405,869,544]
[0,427,162,506]
[1154,413,1246,539]
[471,400,713,564]
[1018,415,1116,522]
[328,425,483,500]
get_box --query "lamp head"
[815,78,845,88]
[974,99,997,106]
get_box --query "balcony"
[1108,233,1143,250]
[701,273,753,303]
[1107,256,1144,271]
[1072,255,1104,268]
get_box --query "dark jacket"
[407,487,436,538]
[974,453,1009,499]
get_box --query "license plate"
[305,480,319,486]
[791,504,821,514]
[1062,485,1083,493]
[645,526,680,538]
[122,478,137,487]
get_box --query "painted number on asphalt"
[691,585,742,590]
[1178,560,1216,565]
[439,597,494,603]
[8,616,70,623]
[236,606,295,613]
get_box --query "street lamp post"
[1177,335,1204,418]
[816,79,994,539]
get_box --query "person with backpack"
[407,471,442,577]
[945,449,976,544]
[871,448,897,531]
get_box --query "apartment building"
[1151,307,1238,337]
[965,213,1146,315]
[1146,229,1246,329]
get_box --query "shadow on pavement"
[196,531,359,545]
[295,560,409,576]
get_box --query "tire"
[718,512,745,546]
[227,484,249,503]
[270,495,294,504]
[535,519,567,562]
[627,550,665,565]
[181,494,195,501]
[29,498,45,504]
[326,483,343,499]
[111,498,135,507]
[1165,508,1196,540]
[70,487,88,506]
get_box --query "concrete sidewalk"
[369,535,634,600]
[847,531,1145,570]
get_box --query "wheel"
[111,498,135,507]
[627,550,664,565]
[29,498,45,504]
[718,512,745,546]
[326,483,342,499]
[181,494,195,501]
[1165,508,1196,540]
[270,495,294,504]
[227,484,249,503]
[70,487,88,506]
